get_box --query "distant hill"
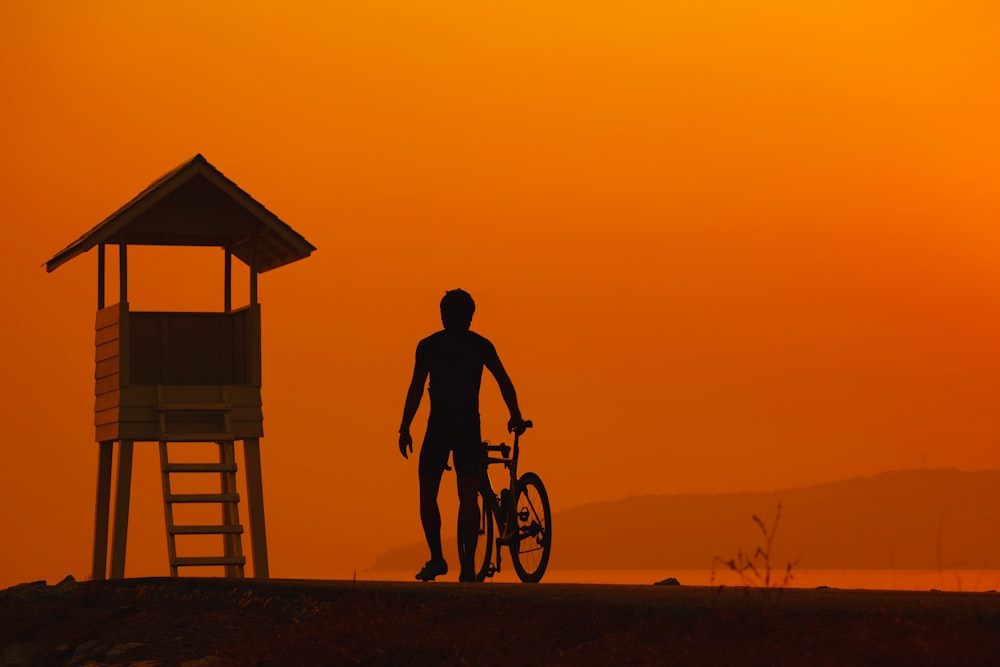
[373,469,1000,571]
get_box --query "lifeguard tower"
[46,154,315,580]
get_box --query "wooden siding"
[94,304,124,434]
[94,384,263,442]
[94,303,264,443]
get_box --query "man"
[398,289,526,582]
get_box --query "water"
[369,568,1000,592]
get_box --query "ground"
[3,576,1000,666]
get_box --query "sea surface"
[369,568,1000,592]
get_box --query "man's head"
[440,289,475,330]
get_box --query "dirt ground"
[3,576,1000,666]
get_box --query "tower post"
[92,441,113,580]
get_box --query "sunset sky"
[2,1,999,588]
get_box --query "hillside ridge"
[374,468,1000,571]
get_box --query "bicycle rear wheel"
[510,472,551,583]
[474,491,495,581]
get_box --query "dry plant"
[712,502,799,589]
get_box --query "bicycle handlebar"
[485,443,511,457]
[482,420,533,463]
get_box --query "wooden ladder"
[159,441,246,577]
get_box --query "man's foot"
[458,570,479,583]
[415,559,448,581]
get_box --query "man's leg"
[419,470,446,565]
[415,427,450,580]
[456,474,480,581]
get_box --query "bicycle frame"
[478,424,528,577]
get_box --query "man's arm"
[398,349,429,459]
[485,347,525,434]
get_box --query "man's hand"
[398,430,413,459]
[507,417,527,436]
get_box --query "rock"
[180,657,223,667]
[68,640,103,666]
[55,574,79,593]
[0,576,78,603]
[654,577,681,586]
[52,643,75,661]
[1,580,47,602]
[107,641,145,658]
[1,642,45,666]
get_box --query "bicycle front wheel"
[474,491,495,581]
[510,472,552,583]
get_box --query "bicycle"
[473,420,552,583]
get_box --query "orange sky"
[2,1,999,588]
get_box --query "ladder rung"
[163,463,238,473]
[173,556,246,567]
[170,524,244,535]
[167,493,240,504]
[159,433,235,442]
[159,402,230,411]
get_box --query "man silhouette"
[398,289,525,582]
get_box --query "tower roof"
[45,154,316,273]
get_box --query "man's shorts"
[419,415,482,478]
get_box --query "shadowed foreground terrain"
[3,577,1000,666]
